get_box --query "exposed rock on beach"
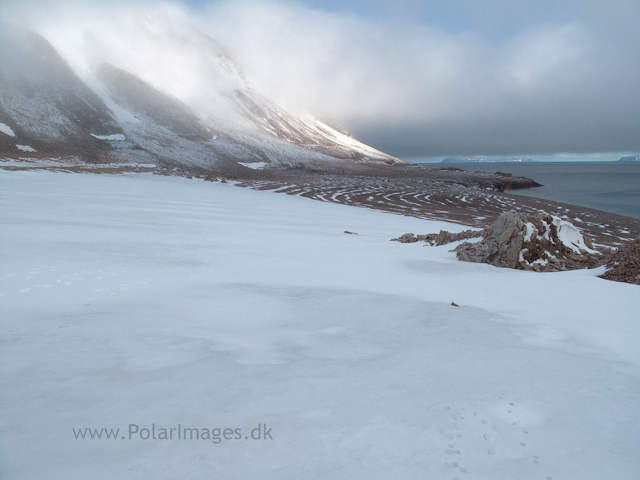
[599,239,640,285]
[392,229,483,246]
[454,211,603,271]
[395,211,608,272]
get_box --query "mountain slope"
[0,22,405,172]
[0,28,123,160]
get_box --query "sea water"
[424,162,640,220]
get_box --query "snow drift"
[1,170,639,479]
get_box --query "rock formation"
[455,211,603,271]
[598,239,640,285]
[391,229,483,245]
[394,211,605,272]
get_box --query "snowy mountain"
[0,22,403,173]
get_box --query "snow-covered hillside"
[0,19,402,171]
[1,170,638,479]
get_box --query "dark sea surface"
[420,162,640,220]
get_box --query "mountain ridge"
[0,23,404,173]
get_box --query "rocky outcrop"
[493,177,543,190]
[391,233,422,243]
[598,239,640,285]
[391,229,482,245]
[455,211,526,268]
[394,211,605,272]
[454,211,603,272]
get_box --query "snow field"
[16,145,37,152]
[0,122,16,137]
[1,171,639,480]
[90,133,127,141]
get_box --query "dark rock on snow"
[391,229,482,245]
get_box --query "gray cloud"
[199,1,640,158]
[2,0,639,158]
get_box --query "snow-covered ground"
[1,170,638,480]
[90,133,127,141]
[16,145,37,152]
[238,161,268,170]
[0,122,16,137]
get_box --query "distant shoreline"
[411,158,640,165]
[423,161,640,220]
[2,159,638,242]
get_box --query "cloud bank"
[2,0,639,158]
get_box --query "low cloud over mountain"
[0,16,400,171]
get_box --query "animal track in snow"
[435,400,552,477]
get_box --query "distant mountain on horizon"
[617,155,640,163]
[441,157,536,164]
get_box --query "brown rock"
[454,211,604,272]
[598,239,640,285]
[391,233,418,243]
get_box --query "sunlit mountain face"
[0,12,403,173]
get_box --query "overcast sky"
[2,0,639,159]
